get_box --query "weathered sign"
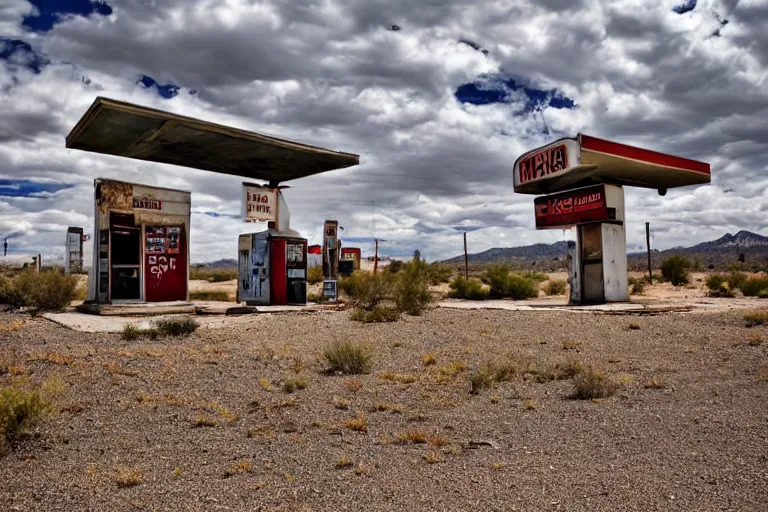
[133,197,162,210]
[534,185,609,229]
[514,138,580,193]
[242,184,277,222]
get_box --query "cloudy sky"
[1,0,767,264]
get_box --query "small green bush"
[1,386,54,451]
[1,270,79,312]
[486,265,538,300]
[351,306,400,323]
[544,279,567,296]
[630,282,645,295]
[323,341,373,374]
[520,271,549,284]
[282,377,307,393]
[155,317,198,336]
[660,256,690,286]
[706,274,734,297]
[307,266,324,285]
[307,292,329,303]
[744,310,768,327]
[571,365,617,399]
[448,276,489,300]
[727,272,748,292]
[426,263,453,285]
[393,259,431,316]
[740,276,768,297]
[387,260,404,274]
[469,359,521,394]
[122,324,141,341]
[339,271,391,310]
[189,290,230,301]
[189,267,237,282]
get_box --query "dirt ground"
[1,306,767,511]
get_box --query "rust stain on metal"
[97,181,133,213]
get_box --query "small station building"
[66,97,359,308]
[513,134,710,304]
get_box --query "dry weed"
[423,452,442,464]
[439,361,468,377]
[421,353,437,366]
[344,378,363,392]
[395,429,427,444]
[378,372,417,384]
[523,399,536,410]
[644,377,666,390]
[370,403,404,414]
[335,456,354,469]
[193,414,217,427]
[333,396,350,410]
[571,365,617,400]
[114,468,143,488]
[343,414,368,433]
[224,460,254,477]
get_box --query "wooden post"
[646,222,652,284]
[373,239,379,274]
[463,232,469,280]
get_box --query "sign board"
[242,184,277,222]
[534,185,610,229]
[322,280,338,301]
[133,197,162,210]
[514,138,581,193]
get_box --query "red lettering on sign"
[518,144,568,185]
[534,185,610,229]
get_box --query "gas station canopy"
[66,97,360,184]
[513,134,710,195]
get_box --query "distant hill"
[441,241,568,269]
[192,258,237,269]
[442,230,768,271]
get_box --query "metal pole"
[646,222,652,284]
[463,232,469,280]
[373,239,379,274]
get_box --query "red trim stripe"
[580,134,710,175]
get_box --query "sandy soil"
[1,307,767,511]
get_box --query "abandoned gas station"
[66,97,358,312]
[514,134,710,305]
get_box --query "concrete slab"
[76,301,196,316]
[437,297,766,314]
[44,303,342,332]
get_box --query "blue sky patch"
[0,38,49,73]
[23,0,112,32]
[138,74,180,99]
[193,211,240,219]
[455,74,575,113]
[0,180,72,197]
[672,0,697,15]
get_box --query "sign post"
[242,183,278,223]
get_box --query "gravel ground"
[1,307,767,511]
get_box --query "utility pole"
[373,239,379,274]
[646,222,652,284]
[463,232,469,280]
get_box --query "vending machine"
[238,230,308,306]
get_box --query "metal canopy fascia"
[66,97,360,184]
[513,134,711,195]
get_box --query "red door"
[269,238,287,306]
[145,226,187,302]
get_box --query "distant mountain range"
[442,230,768,271]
